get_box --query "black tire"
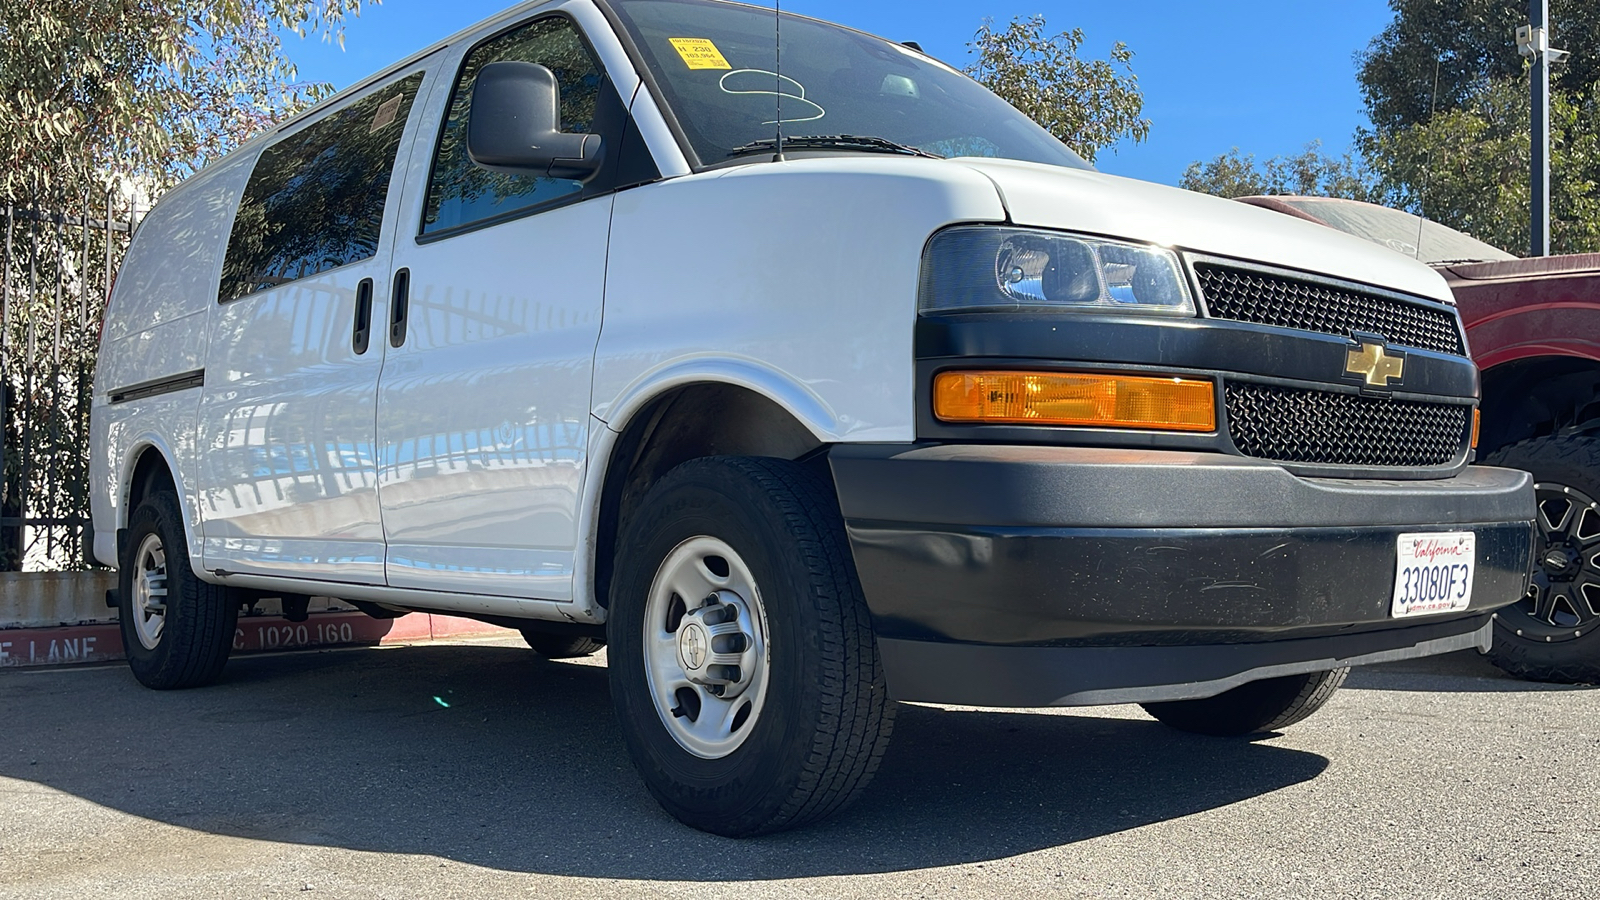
[1141,668,1349,737]
[1483,431,1600,684]
[520,629,605,659]
[608,456,895,837]
[117,491,238,689]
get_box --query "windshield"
[1273,197,1517,265]
[608,0,1091,170]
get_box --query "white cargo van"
[91,0,1534,835]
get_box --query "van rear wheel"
[1141,668,1349,736]
[117,491,237,689]
[608,456,895,836]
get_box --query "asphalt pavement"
[1,636,1596,899]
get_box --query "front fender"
[597,356,840,442]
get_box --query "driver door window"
[421,17,606,236]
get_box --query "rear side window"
[421,16,604,236]
[218,72,425,302]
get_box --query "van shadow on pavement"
[1343,648,1600,693]
[0,643,1328,880]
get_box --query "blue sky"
[281,0,1398,186]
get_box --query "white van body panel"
[377,194,613,602]
[961,159,1456,303]
[193,63,442,585]
[592,157,1009,441]
[363,2,633,604]
[90,160,255,566]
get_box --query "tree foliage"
[1365,78,1600,255]
[966,15,1149,163]
[1357,0,1599,134]
[0,1,374,202]
[1180,141,1382,202]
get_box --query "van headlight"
[918,226,1196,316]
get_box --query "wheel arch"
[1479,355,1600,454]
[586,379,833,613]
[116,438,199,565]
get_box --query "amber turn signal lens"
[1472,407,1481,449]
[933,371,1216,432]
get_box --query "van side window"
[218,72,425,302]
[421,17,604,236]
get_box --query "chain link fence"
[1,192,143,571]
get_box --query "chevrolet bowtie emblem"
[1345,340,1405,387]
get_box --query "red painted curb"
[0,612,514,669]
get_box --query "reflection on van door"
[375,15,618,599]
[195,70,430,584]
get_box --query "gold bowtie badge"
[1345,341,1405,387]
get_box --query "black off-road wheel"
[118,491,238,689]
[608,456,895,837]
[1141,668,1350,737]
[520,629,605,659]
[1483,432,1600,684]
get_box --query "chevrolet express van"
[91,0,1535,835]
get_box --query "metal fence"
[1,193,143,571]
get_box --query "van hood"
[957,158,1455,304]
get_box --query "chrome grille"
[1226,382,1469,468]
[1196,263,1465,356]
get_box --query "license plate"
[1391,531,1476,617]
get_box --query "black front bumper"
[830,444,1535,707]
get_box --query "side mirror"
[467,61,602,180]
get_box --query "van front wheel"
[117,491,237,689]
[608,456,895,837]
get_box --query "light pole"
[1517,1,1570,257]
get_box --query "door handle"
[389,268,410,348]
[352,278,374,355]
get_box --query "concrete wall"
[0,572,118,628]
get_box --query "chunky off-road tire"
[117,491,237,690]
[1483,431,1600,684]
[608,456,895,837]
[1141,668,1350,737]
[520,630,605,659]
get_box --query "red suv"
[1241,196,1600,683]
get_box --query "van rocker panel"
[827,444,1535,706]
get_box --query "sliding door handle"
[389,268,410,348]
[352,278,374,355]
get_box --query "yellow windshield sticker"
[668,37,732,70]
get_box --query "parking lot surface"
[1,636,1595,900]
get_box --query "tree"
[967,15,1149,163]
[0,1,375,202]
[1181,141,1382,202]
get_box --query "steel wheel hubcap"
[643,536,770,759]
[1513,482,1600,640]
[131,533,169,651]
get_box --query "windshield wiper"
[726,134,944,160]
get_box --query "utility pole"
[1518,1,1569,257]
